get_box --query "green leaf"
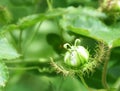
[113,77,120,91]
[45,8,66,18]
[68,26,90,36]
[17,8,66,29]
[109,22,120,48]
[17,14,45,29]
[0,24,18,34]
[0,37,19,59]
[60,7,120,48]
[112,38,120,48]
[0,61,8,87]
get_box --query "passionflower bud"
[64,39,89,67]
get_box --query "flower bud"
[64,39,89,67]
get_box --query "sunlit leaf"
[60,7,120,48]
[0,61,8,87]
[0,24,18,34]
[45,8,66,18]
[112,38,120,48]
[0,37,19,59]
[17,14,45,29]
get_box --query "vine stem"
[24,22,42,51]
[8,66,39,70]
[47,0,53,11]
[8,31,18,49]
[18,30,23,54]
[102,48,111,89]
[78,75,92,91]
[102,59,109,89]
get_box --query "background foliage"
[0,0,120,91]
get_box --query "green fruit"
[64,39,89,67]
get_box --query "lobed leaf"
[60,6,120,48]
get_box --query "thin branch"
[47,0,53,11]
[102,48,111,89]
[18,30,23,54]
[8,31,18,49]
[78,75,92,91]
[8,66,39,70]
[24,22,42,50]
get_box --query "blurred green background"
[0,0,120,91]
